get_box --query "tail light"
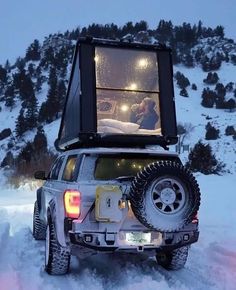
[64,190,81,218]
[192,212,198,224]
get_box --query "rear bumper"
[68,229,199,256]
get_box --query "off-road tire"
[33,201,46,240]
[130,161,201,232]
[45,215,70,275]
[156,246,189,270]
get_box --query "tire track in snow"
[1,203,235,290]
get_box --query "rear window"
[94,156,159,180]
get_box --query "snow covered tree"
[186,141,224,175]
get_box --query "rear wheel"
[33,201,46,240]
[156,246,189,270]
[45,215,70,275]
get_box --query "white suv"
[33,147,200,275]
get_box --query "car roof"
[61,147,178,157]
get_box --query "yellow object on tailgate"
[95,185,123,222]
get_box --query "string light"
[120,104,129,112]
[137,58,149,69]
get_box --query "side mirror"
[34,170,47,180]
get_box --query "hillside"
[0,20,235,183]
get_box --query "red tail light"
[64,190,81,218]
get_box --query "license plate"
[125,232,151,245]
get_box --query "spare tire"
[129,161,201,232]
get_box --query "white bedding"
[97,119,161,135]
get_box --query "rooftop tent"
[57,37,177,150]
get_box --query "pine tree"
[4,60,11,72]
[4,85,15,109]
[35,66,44,92]
[19,72,35,105]
[33,126,48,153]
[57,79,67,110]
[38,67,60,123]
[0,65,7,85]
[25,39,41,61]
[15,57,25,70]
[186,141,224,175]
[15,108,27,138]
[1,151,14,168]
[28,63,35,77]
[24,94,38,130]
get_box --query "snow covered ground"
[0,174,235,290]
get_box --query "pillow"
[98,119,139,133]
[97,126,124,134]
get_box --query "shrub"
[180,88,188,97]
[203,72,219,85]
[225,125,236,136]
[175,71,190,89]
[186,141,224,175]
[201,88,216,108]
[205,123,219,140]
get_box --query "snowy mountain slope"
[173,62,236,173]
[0,174,235,290]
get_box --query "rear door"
[41,155,65,220]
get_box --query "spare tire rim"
[151,177,186,214]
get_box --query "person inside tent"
[130,97,159,130]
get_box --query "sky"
[0,0,235,64]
